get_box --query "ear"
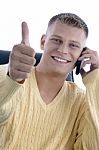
[40,34,46,50]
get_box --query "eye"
[69,43,79,49]
[50,38,62,44]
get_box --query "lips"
[52,56,71,63]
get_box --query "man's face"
[40,21,87,76]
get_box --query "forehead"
[47,21,86,43]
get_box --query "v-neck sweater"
[0,66,99,150]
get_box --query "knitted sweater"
[0,66,99,150]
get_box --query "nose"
[58,44,69,54]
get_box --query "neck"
[35,67,66,104]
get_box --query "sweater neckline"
[32,68,67,111]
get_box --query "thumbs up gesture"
[8,22,36,82]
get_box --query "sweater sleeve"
[0,65,24,124]
[74,69,99,150]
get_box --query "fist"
[8,22,36,82]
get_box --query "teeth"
[54,56,67,63]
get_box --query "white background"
[0,0,99,89]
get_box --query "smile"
[52,56,71,63]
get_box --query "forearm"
[82,69,99,149]
[83,69,99,128]
[74,69,99,150]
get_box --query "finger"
[10,69,29,81]
[82,48,97,56]
[78,54,91,60]
[21,22,30,46]
[80,68,87,78]
[15,62,33,73]
[14,44,35,57]
[81,59,91,68]
[19,55,36,65]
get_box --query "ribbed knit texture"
[0,67,99,150]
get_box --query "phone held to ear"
[75,47,86,75]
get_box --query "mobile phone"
[75,47,86,75]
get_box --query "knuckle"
[29,48,35,56]
[13,44,24,54]
[27,66,32,73]
[10,52,15,60]
[31,58,35,65]
[13,44,20,51]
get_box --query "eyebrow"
[51,35,62,39]
[51,35,81,46]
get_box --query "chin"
[51,68,69,77]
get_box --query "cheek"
[71,52,81,62]
[44,43,59,52]
[44,41,59,51]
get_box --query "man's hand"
[8,22,36,82]
[78,47,99,78]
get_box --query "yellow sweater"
[0,66,99,150]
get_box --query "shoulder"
[64,81,86,106]
[66,81,85,95]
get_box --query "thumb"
[21,21,30,46]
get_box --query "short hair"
[48,13,88,38]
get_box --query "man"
[0,13,99,150]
